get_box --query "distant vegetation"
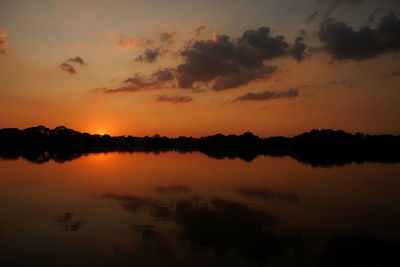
[1,126,399,167]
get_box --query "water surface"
[0,152,399,266]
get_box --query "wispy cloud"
[66,56,87,65]
[156,95,193,104]
[58,56,87,74]
[97,68,175,94]
[111,33,155,50]
[135,48,161,63]
[305,10,320,24]
[235,88,299,102]
[186,25,207,45]
[58,62,76,74]
[111,30,177,51]
[0,28,8,55]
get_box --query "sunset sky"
[0,0,399,137]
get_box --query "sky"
[0,0,399,137]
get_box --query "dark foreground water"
[0,152,399,266]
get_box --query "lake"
[0,152,399,266]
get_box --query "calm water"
[0,152,399,266]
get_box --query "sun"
[92,128,110,135]
[88,126,111,136]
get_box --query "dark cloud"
[367,10,378,24]
[134,32,176,63]
[156,95,193,104]
[97,26,306,95]
[235,88,299,102]
[66,56,86,65]
[58,63,76,74]
[290,37,307,61]
[59,56,86,74]
[305,10,321,24]
[135,48,161,63]
[240,27,289,59]
[318,11,400,61]
[100,68,174,94]
[103,74,160,93]
[112,31,176,51]
[151,68,175,82]
[176,27,305,91]
[212,66,277,91]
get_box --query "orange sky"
[0,0,399,137]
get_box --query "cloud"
[212,66,277,91]
[100,68,174,94]
[0,29,8,55]
[366,10,378,24]
[66,56,86,65]
[156,95,193,104]
[235,88,299,102]
[58,63,76,74]
[59,56,87,74]
[111,33,155,50]
[151,68,175,82]
[290,37,307,61]
[176,27,306,91]
[133,31,178,63]
[103,74,160,93]
[135,48,161,63]
[111,31,177,51]
[192,25,207,37]
[187,25,207,45]
[318,11,400,61]
[305,10,321,24]
[97,26,306,95]
[159,32,177,43]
